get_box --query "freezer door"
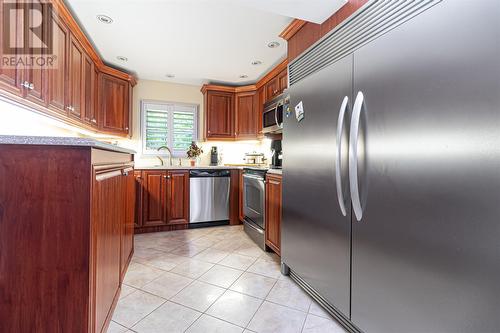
[283,54,352,317]
[351,1,500,332]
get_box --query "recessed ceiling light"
[165,74,175,78]
[96,15,113,24]
[116,56,128,62]
[251,60,262,66]
[268,41,280,48]
[239,74,248,79]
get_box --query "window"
[141,100,198,157]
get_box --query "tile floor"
[109,225,346,333]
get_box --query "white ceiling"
[234,0,348,25]
[66,0,345,86]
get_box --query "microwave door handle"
[274,103,279,127]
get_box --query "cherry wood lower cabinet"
[0,144,134,333]
[135,169,190,233]
[265,173,282,256]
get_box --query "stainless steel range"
[242,168,267,250]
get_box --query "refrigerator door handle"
[335,96,349,216]
[349,91,364,221]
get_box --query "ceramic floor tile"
[112,290,165,328]
[143,253,188,271]
[132,301,201,333]
[132,247,166,260]
[258,251,280,263]
[193,248,230,264]
[198,264,244,288]
[246,258,282,279]
[234,244,264,258]
[120,284,137,299]
[170,243,208,257]
[211,239,245,252]
[247,301,307,333]
[170,280,225,312]
[107,321,128,333]
[186,314,244,333]
[302,314,347,333]
[206,290,262,327]
[219,253,257,270]
[188,236,217,247]
[123,262,165,288]
[308,301,332,319]
[170,259,215,279]
[141,272,193,299]
[229,272,277,299]
[266,278,312,312]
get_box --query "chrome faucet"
[157,146,173,166]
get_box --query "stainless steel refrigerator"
[282,1,500,332]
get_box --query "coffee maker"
[210,146,218,166]
[270,140,282,169]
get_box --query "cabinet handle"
[125,127,129,130]
[163,175,167,179]
[91,119,97,124]
[20,81,29,88]
[208,130,211,134]
[269,180,280,185]
[28,83,34,90]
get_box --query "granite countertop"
[136,165,242,170]
[267,168,282,175]
[0,135,136,154]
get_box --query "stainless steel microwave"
[262,93,288,134]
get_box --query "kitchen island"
[0,136,135,333]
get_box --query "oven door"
[243,173,265,229]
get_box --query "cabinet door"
[265,77,279,101]
[100,74,130,135]
[121,169,134,279]
[47,12,68,114]
[206,91,234,139]
[142,170,167,226]
[166,170,189,225]
[92,169,123,333]
[82,55,96,126]
[257,87,265,135]
[23,0,48,105]
[134,170,143,228]
[0,0,24,96]
[67,34,83,119]
[235,91,258,139]
[278,69,288,94]
[265,174,282,255]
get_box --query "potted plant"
[186,141,203,166]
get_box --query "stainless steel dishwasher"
[189,169,230,223]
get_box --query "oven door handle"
[243,174,265,181]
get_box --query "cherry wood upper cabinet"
[23,0,49,105]
[265,76,280,101]
[47,11,69,115]
[235,91,258,139]
[205,90,235,139]
[99,73,131,136]
[166,170,190,225]
[278,69,288,94]
[0,0,24,97]
[265,173,282,256]
[67,34,84,119]
[82,54,96,126]
[142,170,167,226]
